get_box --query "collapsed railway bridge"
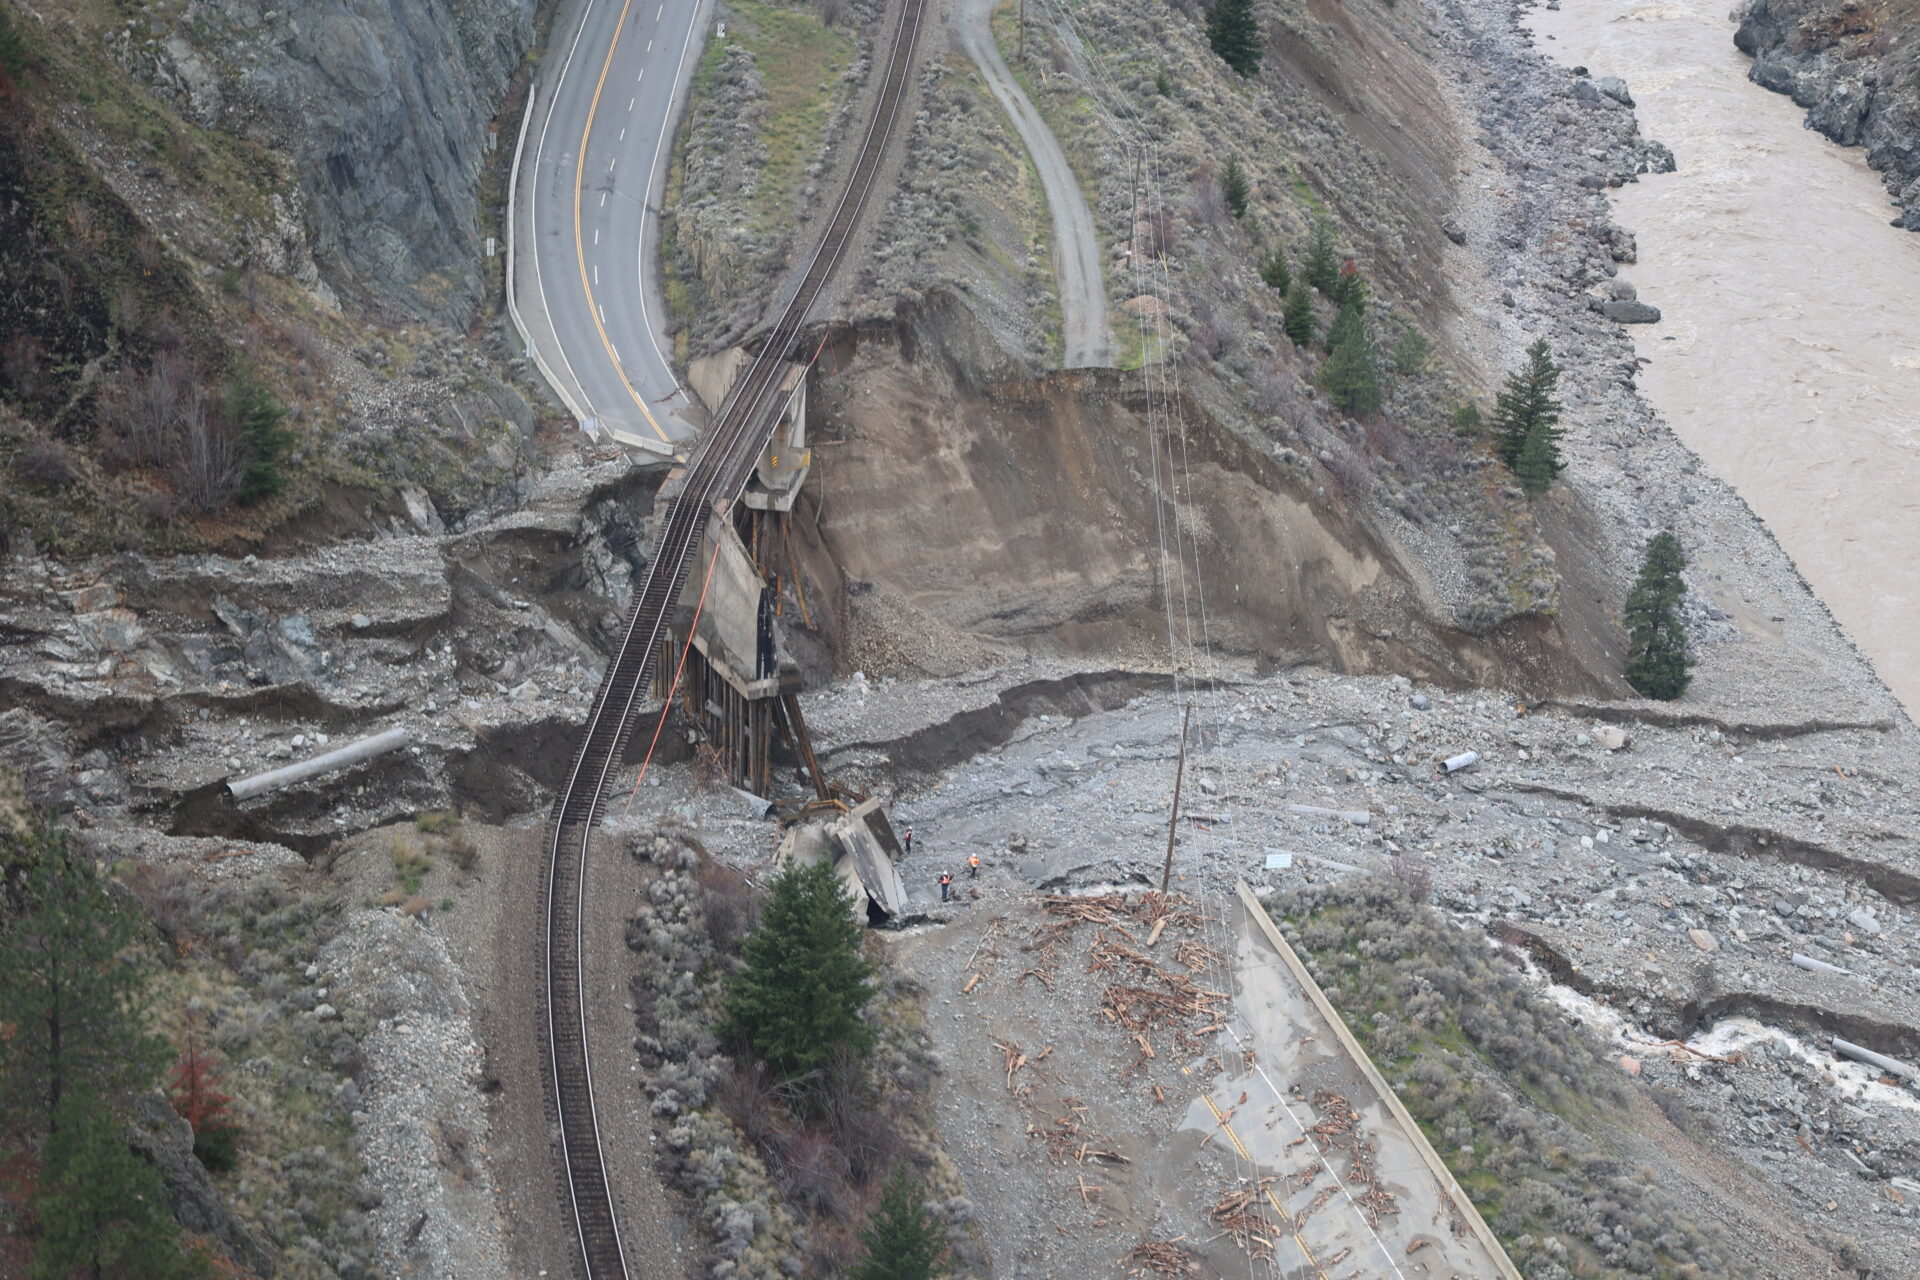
[538,0,927,1274]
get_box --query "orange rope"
[624,515,726,814]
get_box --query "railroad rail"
[540,0,926,1274]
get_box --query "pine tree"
[1206,0,1262,77]
[1450,402,1483,439]
[0,820,166,1136]
[1320,300,1379,415]
[851,1166,946,1280]
[1303,219,1340,296]
[223,368,291,505]
[169,1026,239,1171]
[0,8,27,96]
[1222,157,1250,219]
[1259,252,1290,294]
[718,857,874,1079]
[34,1090,207,1280]
[1514,419,1561,495]
[1282,280,1316,346]
[1623,532,1693,700]
[1491,338,1562,469]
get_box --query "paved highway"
[510,0,712,449]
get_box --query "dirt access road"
[952,0,1112,368]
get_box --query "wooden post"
[1159,704,1192,894]
[781,692,831,801]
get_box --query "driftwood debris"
[1126,1238,1201,1276]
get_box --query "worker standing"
[904,825,914,856]
[967,852,980,879]
[938,870,952,902]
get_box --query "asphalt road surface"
[953,0,1112,368]
[512,0,712,448]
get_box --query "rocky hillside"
[110,0,539,318]
[0,0,552,559]
[1736,0,1920,230]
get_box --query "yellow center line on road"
[1198,1084,1329,1279]
[572,0,673,445]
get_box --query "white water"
[1525,0,1920,716]
[1538,978,1920,1117]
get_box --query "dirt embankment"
[1736,0,1920,230]
[804,295,1619,696]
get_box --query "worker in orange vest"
[967,852,980,879]
[938,871,953,902]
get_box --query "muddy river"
[1526,0,1920,716]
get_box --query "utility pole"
[1019,0,1026,64]
[1159,704,1192,894]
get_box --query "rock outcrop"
[127,1091,277,1277]
[121,0,539,318]
[1736,0,1920,230]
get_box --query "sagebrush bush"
[1282,878,1729,1279]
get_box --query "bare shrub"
[809,1042,905,1185]
[816,0,848,24]
[690,741,726,790]
[171,411,243,513]
[14,438,77,488]
[698,859,757,955]
[100,347,196,470]
[1323,444,1374,498]
[1187,164,1227,227]
[1138,206,1178,258]
[443,829,478,873]
[123,862,211,954]
[717,1059,783,1154]
[1389,852,1432,903]
[773,1125,851,1219]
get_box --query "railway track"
[540,0,925,1274]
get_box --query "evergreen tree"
[1281,280,1316,346]
[1514,419,1561,496]
[1320,300,1379,415]
[0,8,27,94]
[1623,532,1694,700]
[1450,402,1483,439]
[1206,0,1262,77]
[718,857,874,1079]
[1491,338,1562,469]
[33,1090,206,1280]
[1303,219,1340,295]
[0,820,166,1136]
[223,368,291,505]
[851,1166,946,1280]
[1222,157,1250,219]
[1258,252,1290,294]
[169,1027,239,1172]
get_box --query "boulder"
[1602,299,1662,324]
[1595,76,1634,107]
